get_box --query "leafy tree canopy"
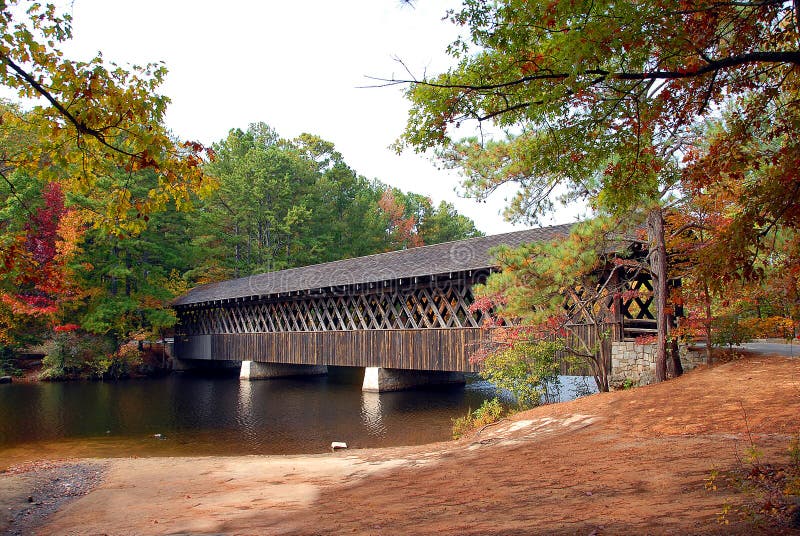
[393,0,795,220]
[0,1,214,234]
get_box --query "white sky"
[59,0,583,235]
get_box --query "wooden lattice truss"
[561,268,659,340]
[177,280,485,336]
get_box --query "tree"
[392,0,800,382]
[0,1,214,233]
[378,188,424,250]
[470,219,639,392]
[0,178,77,345]
[289,133,392,263]
[189,124,484,282]
[188,124,318,279]
[669,94,800,356]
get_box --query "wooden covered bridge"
[172,223,657,391]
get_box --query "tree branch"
[0,53,139,159]
[371,50,800,92]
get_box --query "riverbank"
[2,353,798,535]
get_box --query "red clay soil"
[15,354,800,535]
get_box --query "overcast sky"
[60,1,583,235]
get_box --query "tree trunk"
[234,222,241,278]
[703,280,713,365]
[669,335,683,378]
[110,244,119,296]
[597,336,610,392]
[647,207,668,382]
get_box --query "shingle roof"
[173,222,575,306]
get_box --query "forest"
[0,112,481,379]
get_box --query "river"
[0,373,595,469]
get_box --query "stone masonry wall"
[609,341,705,390]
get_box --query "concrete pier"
[239,361,328,380]
[361,367,465,392]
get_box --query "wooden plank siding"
[175,329,484,372]
[175,327,596,375]
[554,323,609,377]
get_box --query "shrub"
[480,340,562,409]
[740,316,796,340]
[452,398,506,439]
[711,315,754,349]
[0,345,23,377]
[41,331,116,380]
[105,341,143,379]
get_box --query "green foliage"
[452,397,506,439]
[480,340,562,409]
[40,332,143,380]
[621,378,636,390]
[0,3,213,234]
[711,315,754,350]
[0,345,22,377]
[41,332,115,380]
[471,219,624,392]
[188,123,483,282]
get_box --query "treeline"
[0,119,481,379]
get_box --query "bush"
[41,331,118,380]
[480,340,562,409]
[106,341,143,379]
[711,315,754,349]
[0,345,23,377]
[452,398,506,439]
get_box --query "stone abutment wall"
[609,341,705,389]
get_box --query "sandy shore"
[2,354,799,535]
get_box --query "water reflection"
[360,392,385,436]
[0,373,595,467]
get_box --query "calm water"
[0,373,498,468]
[0,373,595,469]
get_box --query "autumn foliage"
[0,182,75,318]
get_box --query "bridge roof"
[174,222,574,307]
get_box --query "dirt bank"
[3,354,799,535]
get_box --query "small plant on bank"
[705,431,800,530]
[621,378,636,390]
[452,397,506,439]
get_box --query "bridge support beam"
[361,367,465,392]
[239,361,328,380]
[172,357,240,372]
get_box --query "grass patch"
[452,397,508,439]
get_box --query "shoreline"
[2,354,799,535]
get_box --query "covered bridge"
[172,223,655,390]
